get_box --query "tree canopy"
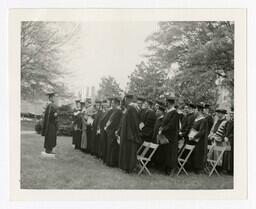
[21,21,80,101]
[97,76,122,99]
[127,21,234,107]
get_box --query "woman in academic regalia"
[188,104,208,173]
[41,92,58,154]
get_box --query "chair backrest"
[137,142,159,160]
[207,145,226,162]
[178,144,195,159]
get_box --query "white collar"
[167,107,175,113]
[195,116,205,122]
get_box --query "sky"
[60,21,159,97]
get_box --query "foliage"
[21,21,80,101]
[57,105,73,136]
[138,21,234,105]
[127,60,169,100]
[35,104,73,136]
[97,76,122,99]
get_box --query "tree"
[21,21,80,101]
[146,21,234,106]
[97,76,122,99]
[127,60,169,100]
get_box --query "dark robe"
[99,108,114,162]
[160,109,180,171]
[187,117,208,171]
[91,110,102,156]
[105,108,123,167]
[42,103,58,152]
[222,119,234,174]
[139,108,146,123]
[205,114,214,135]
[151,115,165,167]
[72,108,82,149]
[119,104,141,172]
[141,108,156,142]
[181,113,196,143]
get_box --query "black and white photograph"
[8,9,247,200]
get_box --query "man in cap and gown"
[98,98,114,162]
[151,105,166,168]
[139,99,156,142]
[105,97,123,167]
[158,97,180,176]
[72,99,83,150]
[179,103,196,145]
[222,107,234,175]
[88,100,102,155]
[208,108,228,167]
[203,104,214,135]
[80,98,93,152]
[187,104,209,173]
[41,92,58,154]
[119,94,141,173]
[92,100,105,157]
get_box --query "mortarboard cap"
[196,104,204,111]
[147,99,154,106]
[166,96,175,103]
[46,92,56,97]
[112,97,121,104]
[204,103,211,109]
[155,99,165,106]
[137,96,146,102]
[95,99,102,104]
[188,103,196,109]
[102,99,108,103]
[216,109,227,114]
[158,105,165,112]
[125,94,134,99]
[75,99,81,103]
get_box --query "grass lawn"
[21,122,233,189]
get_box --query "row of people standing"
[71,94,233,176]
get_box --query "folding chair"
[205,145,226,176]
[137,142,159,176]
[177,144,195,176]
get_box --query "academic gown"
[91,110,102,156]
[188,117,208,171]
[42,103,58,151]
[99,109,114,161]
[222,119,234,174]
[160,109,180,170]
[151,116,164,167]
[205,114,214,135]
[72,109,83,149]
[181,113,196,143]
[141,109,156,142]
[105,108,123,167]
[119,104,141,173]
